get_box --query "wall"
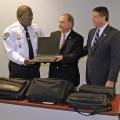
[0,0,120,93]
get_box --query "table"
[0,94,120,120]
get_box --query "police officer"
[3,5,44,79]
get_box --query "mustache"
[59,25,63,28]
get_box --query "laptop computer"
[32,37,59,63]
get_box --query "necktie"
[59,33,65,49]
[24,27,34,59]
[92,28,100,51]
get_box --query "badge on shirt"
[17,32,22,48]
[35,32,39,38]
[3,33,10,40]
[103,34,107,37]
[17,33,21,40]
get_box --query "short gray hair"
[62,13,74,27]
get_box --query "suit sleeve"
[107,31,120,82]
[82,44,88,57]
[82,31,92,57]
[62,36,84,64]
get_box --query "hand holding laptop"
[55,55,63,62]
[24,59,35,65]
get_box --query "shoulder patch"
[3,33,10,40]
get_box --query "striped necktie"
[92,28,100,51]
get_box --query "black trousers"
[9,61,40,79]
[49,62,80,87]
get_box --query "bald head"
[17,5,32,19]
[17,5,33,27]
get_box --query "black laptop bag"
[26,78,73,104]
[66,84,114,115]
[66,92,112,115]
[78,84,115,101]
[0,77,30,100]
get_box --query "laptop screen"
[37,37,59,55]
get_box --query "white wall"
[0,0,120,92]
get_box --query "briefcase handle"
[73,105,112,116]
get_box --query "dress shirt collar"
[97,22,108,36]
[61,29,71,40]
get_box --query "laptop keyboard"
[33,55,57,63]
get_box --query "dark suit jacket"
[49,30,84,86]
[83,25,120,85]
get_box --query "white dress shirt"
[3,21,44,65]
[59,30,71,48]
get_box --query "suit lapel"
[92,25,111,53]
[89,29,97,54]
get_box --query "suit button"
[56,67,59,69]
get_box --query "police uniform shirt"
[3,21,44,65]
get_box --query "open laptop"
[32,37,59,63]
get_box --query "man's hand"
[105,80,115,88]
[24,59,35,65]
[55,55,63,62]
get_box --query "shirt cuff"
[19,57,25,65]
